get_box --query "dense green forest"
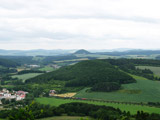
[0,67,17,75]
[0,58,19,75]
[105,59,160,66]
[0,56,37,65]
[73,49,91,54]
[0,58,19,67]
[26,60,135,92]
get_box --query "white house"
[4,93,11,98]
[49,90,56,96]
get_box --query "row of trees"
[91,82,121,92]
[1,102,160,120]
[106,58,160,66]
[17,70,45,75]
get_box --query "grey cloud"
[0,0,159,24]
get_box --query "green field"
[37,116,93,120]
[54,58,89,63]
[75,54,119,59]
[32,56,45,61]
[12,73,42,82]
[39,66,55,72]
[36,74,160,114]
[136,66,160,77]
[75,75,160,103]
[36,97,160,114]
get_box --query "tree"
[8,102,35,120]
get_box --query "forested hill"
[74,49,91,54]
[0,58,19,67]
[26,60,135,91]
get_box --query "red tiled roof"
[17,91,25,93]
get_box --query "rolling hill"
[73,49,91,54]
[26,60,135,91]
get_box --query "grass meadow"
[39,66,55,71]
[136,66,160,77]
[75,75,160,103]
[12,73,42,82]
[36,97,160,114]
[36,74,160,114]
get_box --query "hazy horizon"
[0,48,160,51]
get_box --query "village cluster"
[0,88,28,101]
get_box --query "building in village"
[27,64,40,68]
[49,90,56,96]
[0,88,28,101]
[51,64,61,69]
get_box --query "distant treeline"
[105,59,160,66]
[91,82,121,92]
[0,55,95,65]
[0,58,19,67]
[156,55,160,60]
[0,58,18,75]
[105,59,160,80]
[0,56,36,65]
[43,55,78,64]
[43,55,95,65]
[17,70,45,75]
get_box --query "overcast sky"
[0,0,160,50]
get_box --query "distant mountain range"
[0,49,160,56]
[96,49,160,56]
[0,49,75,56]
